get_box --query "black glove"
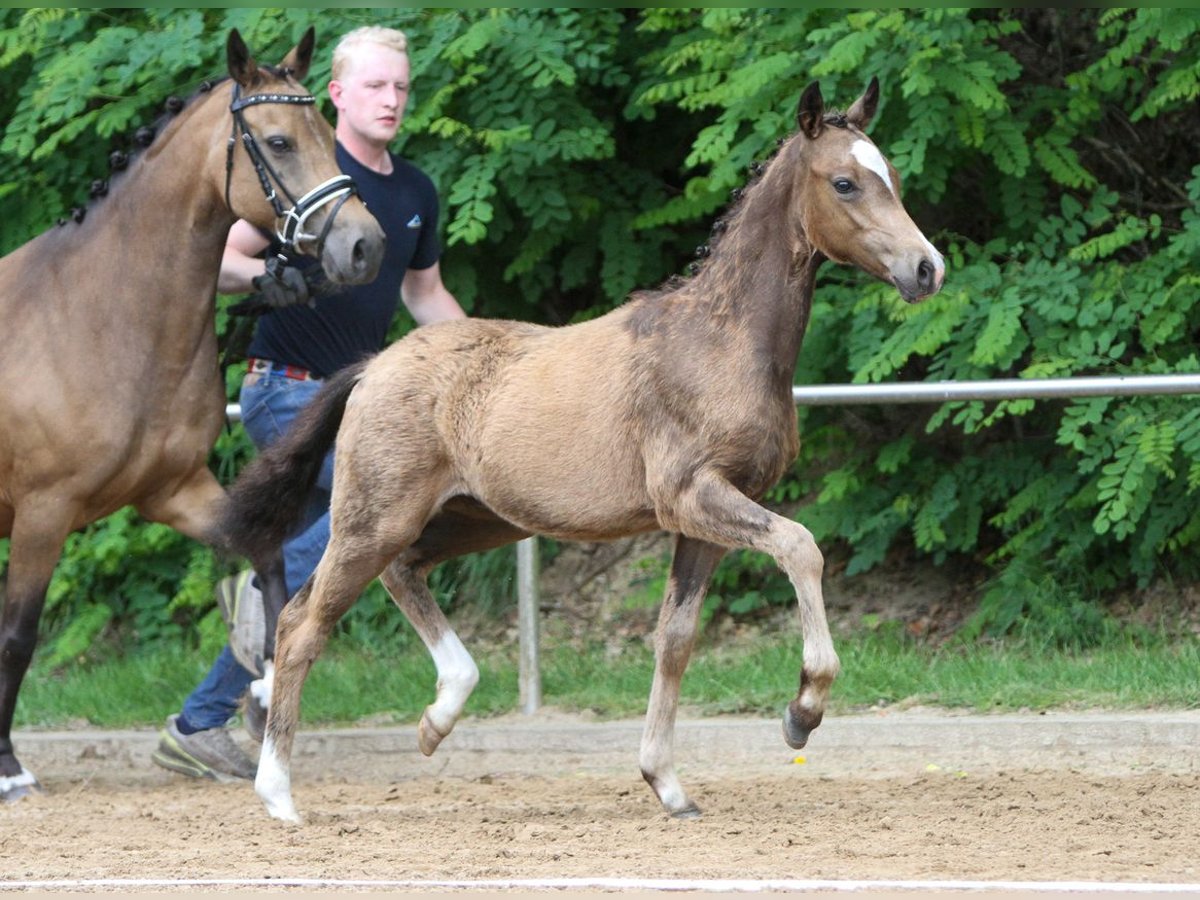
[251,258,312,308]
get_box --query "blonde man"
[154,26,466,782]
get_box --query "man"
[152,25,467,781]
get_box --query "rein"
[224,83,357,259]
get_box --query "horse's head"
[787,78,943,303]
[223,28,384,286]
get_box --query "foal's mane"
[630,105,858,313]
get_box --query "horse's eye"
[267,136,292,153]
[833,178,855,195]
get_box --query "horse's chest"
[711,400,798,497]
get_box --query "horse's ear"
[280,26,316,83]
[227,29,259,88]
[846,76,880,131]
[797,81,825,139]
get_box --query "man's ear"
[797,81,825,139]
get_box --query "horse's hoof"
[418,712,447,757]
[1,768,41,804]
[670,802,703,820]
[783,705,820,749]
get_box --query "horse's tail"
[221,359,368,563]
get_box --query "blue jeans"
[181,371,333,731]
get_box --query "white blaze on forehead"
[850,139,896,196]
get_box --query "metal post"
[516,536,542,714]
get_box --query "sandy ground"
[3,710,1200,891]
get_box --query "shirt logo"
[406,214,422,229]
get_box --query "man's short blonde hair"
[331,26,409,81]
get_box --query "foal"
[223,78,944,822]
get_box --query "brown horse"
[0,29,386,802]
[222,78,944,823]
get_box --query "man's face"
[329,42,410,146]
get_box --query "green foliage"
[3,9,1200,658]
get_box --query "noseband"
[225,83,357,257]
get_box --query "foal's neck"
[688,149,819,386]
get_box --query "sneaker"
[151,714,257,781]
[242,691,267,744]
[216,570,265,677]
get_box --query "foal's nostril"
[352,238,367,270]
[917,258,935,293]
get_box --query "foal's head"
[786,78,943,302]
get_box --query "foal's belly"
[470,417,658,542]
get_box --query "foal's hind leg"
[664,472,838,750]
[640,536,726,818]
[256,542,395,823]
[379,562,478,756]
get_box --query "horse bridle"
[225,83,357,257]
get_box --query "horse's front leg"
[640,535,726,818]
[379,561,478,756]
[0,502,72,802]
[667,473,838,752]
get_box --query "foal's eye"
[266,136,292,153]
[833,178,856,195]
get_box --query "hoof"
[670,802,703,820]
[418,711,447,757]
[783,705,821,750]
[1,768,41,804]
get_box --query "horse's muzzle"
[321,218,385,286]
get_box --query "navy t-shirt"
[246,142,442,379]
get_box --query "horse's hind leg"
[639,536,726,818]
[0,503,71,802]
[379,561,479,756]
[256,540,395,823]
[382,502,529,756]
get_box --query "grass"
[15,625,1200,730]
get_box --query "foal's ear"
[227,29,259,88]
[280,26,316,83]
[797,81,825,139]
[846,76,881,131]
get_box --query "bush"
[2,9,1198,656]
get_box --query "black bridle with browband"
[224,82,358,257]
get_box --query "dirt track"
[3,710,1200,889]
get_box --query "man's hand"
[251,259,312,308]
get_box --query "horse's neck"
[685,183,817,391]
[71,113,233,321]
[27,110,236,392]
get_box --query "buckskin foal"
[222,78,944,822]
[0,29,386,802]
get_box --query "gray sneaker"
[151,714,257,781]
[216,570,265,677]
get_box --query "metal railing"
[225,372,1200,713]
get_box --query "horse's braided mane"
[61,64,294,227]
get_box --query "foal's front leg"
[640,535,726,818]
[668,473,838,751]
[380,561,479,756]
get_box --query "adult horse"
[223,78,944,823]
[0,28,386,802]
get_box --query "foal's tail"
[221,359,368,563]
